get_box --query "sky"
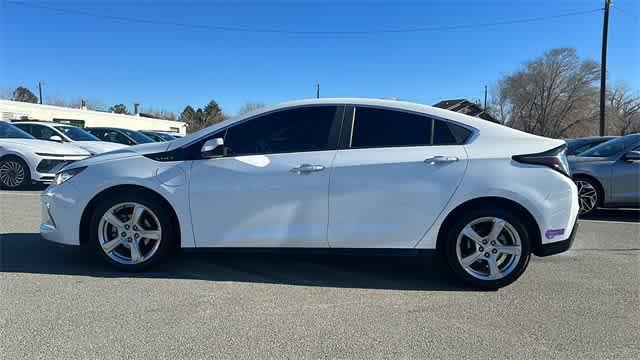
[1,0,638,116]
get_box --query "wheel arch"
[0,153,33,184]
[435,196,544,256]
[572,173,605,206]
[79,184,181,247]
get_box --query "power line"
[7,1,602,35]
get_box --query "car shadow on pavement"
[0,233,474,292]
[581,209,640,223]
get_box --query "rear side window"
[224,106,340,156]
[433,120,472,145]
[351,107,432,148]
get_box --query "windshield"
[0,122,36,139]
[121,129,155,144]
[580,135,640,157]
[54,126,100,141]
[154,132,176,141]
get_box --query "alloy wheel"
[575,180,598,215]
[455,217,522,281]
[0,160,26,188]
[98,202,162,265]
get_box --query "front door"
[328,106,469,248]
[610,145,640,205]
[189,105,344,247]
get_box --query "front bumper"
[536,219,578,257]
[40,187,82,246]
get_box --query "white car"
[12,121,127,155]
[40,98,579,289]
[0,121,90,188]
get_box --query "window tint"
[433,120,471,145]
[224,106,339,156]
[0,122,35,139]
[351,107,432,148]
[29,124,59,141]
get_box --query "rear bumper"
[535,220,578,257]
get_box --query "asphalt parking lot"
[1,188,638,359]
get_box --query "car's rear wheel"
[88,191,177,270]
[574,178,600,216]
[443,208,532,290]
[0,156,30,189]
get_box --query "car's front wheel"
[443,208,532,290]
[88,191,177,270]
[0,156,31,189]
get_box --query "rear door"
[328,106,469,248]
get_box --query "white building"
[0,100,187,135]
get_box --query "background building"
[0,100,187,135]
[433,99,498,123]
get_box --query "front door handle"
[290,164,325,174]
[424,156,459,165]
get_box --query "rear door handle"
[424,156,459,165]
[290,164,325,174]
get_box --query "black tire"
[88,190,177,271]
[0,156,31,190]
[573,176,602,216]
[442,207,532,290]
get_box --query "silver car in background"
[568,134,640,215]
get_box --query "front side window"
[29,124,59,141]
[351,107,432,148]
[224,106,339,156]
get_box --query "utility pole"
[599,0,611,136]
[316,82,320,99]
[483,85,488,110]
[38,81,44,104]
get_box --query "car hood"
[69,141,170,167]
[73,141,128,154]
[0,138,91,156]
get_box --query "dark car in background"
[85,127,155,146]
[565,136,617,156]
[568,134,640,215]
[139,130,177,142]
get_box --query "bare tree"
[490,48,600,138]
[607,82,640,135]
[0,88,15,100]
[142,108,178,121]
[238,102,266,115]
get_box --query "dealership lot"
[1,189,638,359]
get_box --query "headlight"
[54,166,87,185]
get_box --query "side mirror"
[201,138,225,158]
[623,150,640,162]
[49,135,63,142]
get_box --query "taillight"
[512,144,571,177]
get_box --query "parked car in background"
[40,98,579,289]
[0,121,90,189]
[565,136,617,156]
[568,133,640,215]
[13,121,127,155]
[140,130,177,142]
[85,127,155,145]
